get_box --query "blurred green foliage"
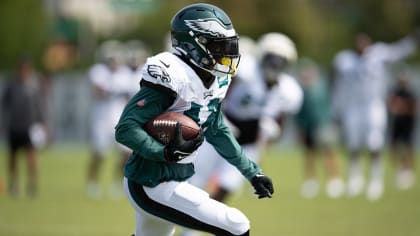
[0,0,419,71]
[0,0,50,71]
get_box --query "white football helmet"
[256,32,297,85]
[124,40,150,70]
[256,32,297,63]
[95,40,124,69]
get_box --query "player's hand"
[250,173,274,199]
[258,115,282,143]
[164,123,204,162]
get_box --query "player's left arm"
[205,106,260,178]
[205,107,274,198]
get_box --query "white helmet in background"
[124,40,150,70]
[256,32,297,63]
[256,32,297,85]
[95,40,124,69]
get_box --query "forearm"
[115,120,166,161]
[114,84,175,162]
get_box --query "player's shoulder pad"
[334,50,356,66]
[141,52,189,95]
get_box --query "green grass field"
[0,144,419,236]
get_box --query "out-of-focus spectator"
[1,56,47,198]
[388,70,417,190]
[295,58,344,199]
[86,40,136,200]
[332,32,418,201]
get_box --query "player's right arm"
[114,83,175,161]
[377,35,417,62]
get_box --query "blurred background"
[0,0,419,144]
[0,0,420,236]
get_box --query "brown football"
[143,112,200,144]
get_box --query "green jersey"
[115,52,260,187]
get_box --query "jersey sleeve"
[141,54,184,97]
[375,36,417,63]
[205,106,261,180]
[115,85,175,161]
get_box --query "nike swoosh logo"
[160,60,170,68]
[174,151,191,160]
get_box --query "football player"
[388,69,417,190]
[331,32,419,201]
[294,58,344,199]
[1,57,46,198]
[180,32,302,236]
[86,40,134,199]
[115,3,274,236]
[124,39,151,95]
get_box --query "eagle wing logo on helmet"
[185,18,236,37]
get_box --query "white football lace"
[153,120,177,127]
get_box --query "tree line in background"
[0,0,419,72]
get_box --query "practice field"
[0,144,419,236]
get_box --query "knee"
[223,207,250,235]
[237,230,250,236]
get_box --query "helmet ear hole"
[172,38,179,47]
[198,36,207,44]
[201,58,210,65]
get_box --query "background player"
[123,39,151,91]
[1,56,46,198]
[294,58,344,199]
[331,32,419,200]
[388,69,417,190]
[86,40,136,199]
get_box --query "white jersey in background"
[190,54,302,193]
[224,55,302,121]
[332,34,417,201]
[332,37,417,151]
[89,63,136,154]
